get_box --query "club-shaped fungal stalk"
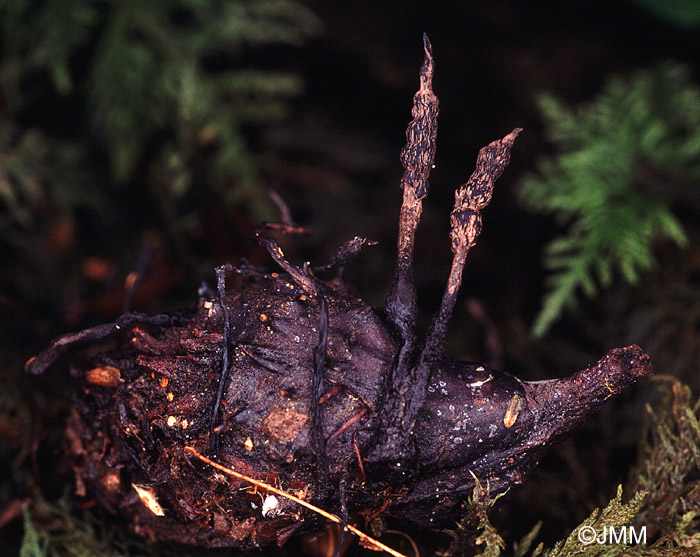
[385,33,438,368]
[375,33,439,467]
[404,129,522,446]
[374,36,521,469]
[422,128,521,363]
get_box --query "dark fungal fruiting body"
[26,35,652,549]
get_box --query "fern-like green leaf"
[522,64,697,337]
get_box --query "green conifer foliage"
[521,64,700,337]
[1,0,322,206]
[0,0,322,331]
[632,0,700,28]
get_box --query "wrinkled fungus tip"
[419,33,434,89]
[422,33,433,57]
[505,128,523,144]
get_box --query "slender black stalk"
[210,263,234,453]
[307,264,330,484]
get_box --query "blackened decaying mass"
[26,35,652,549]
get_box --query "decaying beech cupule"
[26,34,652,549]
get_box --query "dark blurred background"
[2,0,700,554]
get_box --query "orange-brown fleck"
[260,407,309,444]
[100,470,121,493]
[503,394,523,428]
[24,356,36,373]
[84,365,121,388]
[82,257,114,282]
[124,271,139,291]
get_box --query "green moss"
[443,477,508,557]
[471,479,508,557]
[629,378,700,546]
[536,486,647,557]
[443,380,700,556]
